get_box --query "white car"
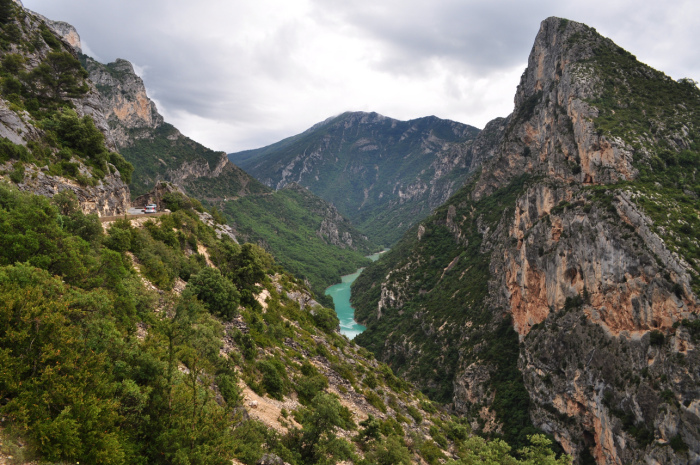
[144,204,157,213]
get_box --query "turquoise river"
[324,250,385,339]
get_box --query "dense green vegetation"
[221,184,378,306]
[0,183,341,463]
[0,182,569,464]
[0,184,243,463]
[230,112,481,246]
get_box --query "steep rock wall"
[352,16,700,465]
[84,58,164,148]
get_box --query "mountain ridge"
[351,16,700,464]
[229,110,482,245]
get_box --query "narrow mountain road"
[99,209,167,223]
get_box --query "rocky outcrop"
[132,180,185,209]
[0,6,129,215]
[84,57,164,148]
[0,101,41,145]
[3,160,129,217]
[501,184,697,339]
[198,211,239,243]
[472,19,637,202]
[352,16,700,465]
[166,152,229,186]
[31,12,82,51]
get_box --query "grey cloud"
[21,0,700,153]
[310,0,555,76]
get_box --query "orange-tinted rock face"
[84,57,164,148]
[112,92,157,127]
[505,179,699,463]
[504,181,698,342]
[473,19,699,464]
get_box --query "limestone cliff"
[351,17,700,464]
[79,54,270,202]
[30,11,82,52]
[83,57,164,148]
[0,4,129,216]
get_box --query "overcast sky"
[21,0,700,153]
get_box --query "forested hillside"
[230,112,481,246]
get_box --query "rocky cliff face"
[0,4,129,216]
[80,54,271,202]
[11,162,130,216]
[83,57,164,148]
[30,12,82,52]
[229,112,481,245]
[351,17,700,464]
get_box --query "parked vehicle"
[144,204,157,213]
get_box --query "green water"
[325,250,385,339]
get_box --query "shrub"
[295,373,329,405]
[406,405,423,423]
[0,138,30,163]
[9,162,24,183]
[108,152,134,184]
[363,436,412,465]
[312,306,339,333]
[670,434,688,453]
[258,359,287,400]
[649,330,665,346]
[186,267,240,320]
[365,390,386,413]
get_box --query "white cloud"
[21,0,700,152]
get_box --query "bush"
[363,436,412,465]
[406,405,423,423]
[216,372,242,406]
[9,162,24,183]
[295,373,329,405]
[186,267,240,320]
[258,359,287,400]
[670,434,688,453]
[313,306,339,333]
[108,152,133,184]
[0,138,30,163]
[365,390,386,413]
[649,330,665,346]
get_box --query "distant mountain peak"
[230,112,481,244]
